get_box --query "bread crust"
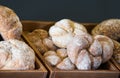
[49,19,87,48]
[92,19,120,40]
[0,6,22,40]
[0,39,35,70]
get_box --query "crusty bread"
[27,29,49,54]
[92,19,120,40]
[0,39,35,70]
[0,5,22,40]
[28,29,48,40]
[49,19,87,48]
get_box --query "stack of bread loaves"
[0,5,35,70]
[28,19,115,70]
[47,19,114,70]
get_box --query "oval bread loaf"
[0,5,22,40]
[92,19,120,40]
[0,39,35,70]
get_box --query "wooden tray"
[0,57,47,78]
[22,20,120,78]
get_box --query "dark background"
[0,0,120,23]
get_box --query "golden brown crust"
[113,40,120,63]
[0,5,22,40]
[56,49,68,59]
[27,29,49,54]
[92,19,120,40]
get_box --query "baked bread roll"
[92,19,120,40]
[67,34,114,70]
[75,49,91,70]
[67,35,90,64]
[28,29,48,40]
[44,51,61,66]
[43,37,57,51]
[49,19,87,48]
[57,57,75,70]
[27,29,49,54]
[94,35,114,63]
[89,39,102,56]
[0,39,35,70]
[0,5,22,40]
[56,49,67,59]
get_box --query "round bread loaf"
[49,19,87,48]
[0,39,35,70]
[0,5,22,40]
[92,19,120,40]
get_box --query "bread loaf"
[49,19,87,48]
[0,39,35,70]
[92,19,120,40]
[0,5,22,40]
[27,29,49,54]
[57,57,75,70]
